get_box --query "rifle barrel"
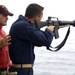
[58,21,74,26]
[37,20,75,28]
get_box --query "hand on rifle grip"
[47,26,55,32]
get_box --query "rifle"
[31,17,75,51]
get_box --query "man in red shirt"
[0,5,13,75]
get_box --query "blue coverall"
[9,15,54,75]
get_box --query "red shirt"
[0,28,11,68]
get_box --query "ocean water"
[34,27,75,75]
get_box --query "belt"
[0,67,9,75]
[0,67,7,71]
[12,63,33,68]
[9,72,17,75]
[0,71,17,75]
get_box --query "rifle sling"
[47,26,70,52]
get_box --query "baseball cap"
[0,5,13,16]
